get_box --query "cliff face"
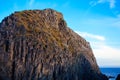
[0,9,108,80]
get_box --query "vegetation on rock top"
[0,9,108,80]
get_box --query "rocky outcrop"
[0,9,108,80]
[116,74,120,80]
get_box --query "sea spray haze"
[0,9,108,80]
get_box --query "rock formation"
[0,9,108,80]
[116,74,120,80]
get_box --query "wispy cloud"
[29,0,34,6]
[90,0,116,9]
[27,0,57,9]
[76,31,105,41]
[89,0,103,7]
[109,0,116,8]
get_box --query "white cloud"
[76,31,105,41]
[76,31,120,67]
[93,43,120,67]
[89,0,116,9]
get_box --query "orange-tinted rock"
[0,9,108,80]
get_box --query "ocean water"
[100,68,120,80]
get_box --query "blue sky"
[0,0,120,67]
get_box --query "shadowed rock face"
[0,9,108,80]
[116,74,120,80]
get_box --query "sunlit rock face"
[0,9,108,80]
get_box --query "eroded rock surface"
[0,9,108,80]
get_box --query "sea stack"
[0,9,108,80]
